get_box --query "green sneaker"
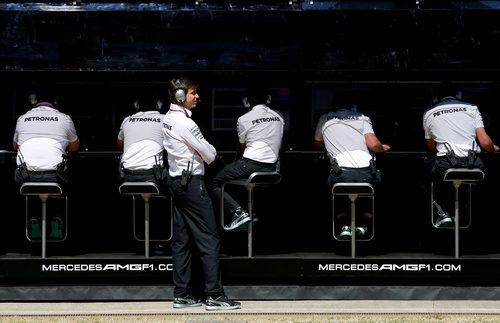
[49,216,63,239]
[434,214,454,228]
[29,218,41,240]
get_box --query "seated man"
[314,95,390,240]
[212,87,284,231]
[13,88,80,184]
[423,87,498,227]
[117,94,166,185]
[13,87,80,239]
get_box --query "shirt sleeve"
[473,106,485,129]
[237,117,247,144]
[65,116,79,142]
[362,116,375,135]
[181,121,217,164]
[423,111,431,139]
[314,114,327,142]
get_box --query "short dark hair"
[168,77,199,103]
[245,87,269,106]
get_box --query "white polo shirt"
[315,109,374,168]
[118,111,165,170]
[423,98,484,157]
[13,103,78,171]
[237,104,284,163]
[162,104,217,177]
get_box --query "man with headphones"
[212,87,284,231]
[162,77,241,311]
[117,92,166,184]
[424,86,499,227]
[314,92,390,240]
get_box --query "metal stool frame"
[119,182,173,258]
[220,171,282,258]
[431,168,484,259]
[332,182,374,258]
[20,182,68,259]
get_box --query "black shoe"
[205,295,241,311]
[153,243,169,256]
[224,208,251,231]
[173,295,202,308]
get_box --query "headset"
[133,97,163,111]
[241,93,271,110]
[171,79,187,103]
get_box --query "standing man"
[162,77,240,311]
[212,87,284,231]
[423,88,499,227]
[117,93,166,184]
[13,88,80,184]
[314,96,390,240]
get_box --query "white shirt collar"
[169,103,192,118]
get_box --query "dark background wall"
[0,2,500,257]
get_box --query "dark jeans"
[212,157,276,216]
[168,175,224,298]
[14,168,58,185]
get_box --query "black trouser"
[122,168,168,189]
[168,175,224,298]
[328,167,380,227]
[425,155,484,213]
[212,157,276,216]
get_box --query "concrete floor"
[0,300,498,316]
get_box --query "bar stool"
[220,171,282,258]
[20,182,68,259]
[332,183,374,258]
[119,182,173,258]
[431,168,485,258]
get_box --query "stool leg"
[144,196,150,258]
[40,195,48,259]
[247,187,254,258]
[348,194,357,258]
[454,183,460,259]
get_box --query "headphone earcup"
[174,88,186,103]
[242,97,250,109]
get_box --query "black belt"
[339,166,371,171]
[124,168,154,175]
[242,157,276,168]
[170,175,204,180]
[28,170,56,175]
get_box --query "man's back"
[315,109,373,168]
[14,103,78,171]
[118,110,164,170]
[237,104,284,164]
[423,97,483,157]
